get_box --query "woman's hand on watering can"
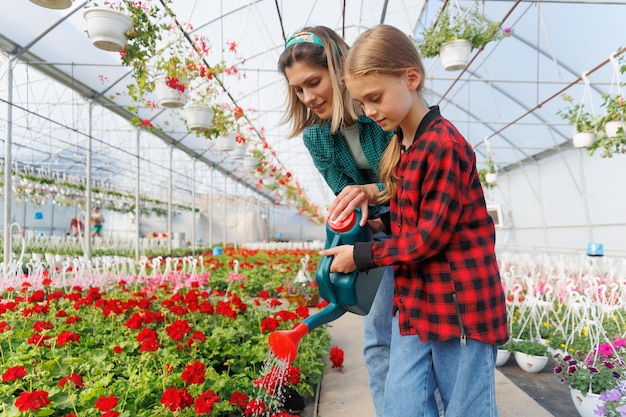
[328,184,379,227]
[319,245,357,273]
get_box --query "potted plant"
[417,2,512,71]
[556,93,596,148]
[496,344,511,367]
[586,93,626,157]
[92,0,170,107]
[243,147,265,171]
[231,132,249,160]
[478,152,497,189]
[184,81,217,132]
[211,105,237,148]
[553,337,626,396]
[508,338,549,373]
[283,256,320,307]
[83,3,133,52]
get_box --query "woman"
[278,26,438,417]
[322,24,508,417]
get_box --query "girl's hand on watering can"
[328,184,379,227]
[319,245,357,273]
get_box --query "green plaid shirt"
[303,115,393,217]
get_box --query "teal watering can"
[268,210,385,362]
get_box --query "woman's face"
[284,60,334,120]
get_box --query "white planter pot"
[243,155,260,171]
[496,349,511,367]
[154,75,188,108]
[513,351,548,373]
[570,389,602,417]
[231,142,247,159]
[184,105,214,131]
[485,172,498,184]
[83,7,133,52]
[572,131,595,148]
[264,175,276,187]
[604,120,626,138]
[216,133,236,152]
[30,0,72,9]
[439,39,471,71]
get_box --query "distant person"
[90,206,105,239]
[66,217,84,237]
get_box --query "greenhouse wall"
[489,147,626,257]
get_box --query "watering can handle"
[317,255,339,305]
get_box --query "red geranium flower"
[2,365,27,382]
[330,346,344,369]
[229,391,248,408]
[59,372,83,388]
[194,390,220,414]
[160,386,194,411]
[94,395,118,412]
[57,330,80,347]
[260,316,278,333]
[181,360,205,385]
[15,390,51,412]
[165,319,191,342]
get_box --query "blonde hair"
[344,24,426,203]
[278,26,361,137]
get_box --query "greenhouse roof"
[1,0,625,219]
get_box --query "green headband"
[285,32,325,49]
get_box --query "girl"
[278,26,438,417]
[321,24,508,417]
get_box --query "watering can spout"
[268,322,309,363]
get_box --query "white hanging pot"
[154,75,188,108]
[570,389,603,417]
[495,348,511,367]
[30,0,72,9]
[184,105,214,131]
[513,352,548,373]
[485,172,498,184]
[216,133,236,152]
[231,142,247,159]
[83,7,133,52]
[264,175,276,187]
[604,120,626,138]
[243,155,260,171]
[439,39,471,71]
[572,131,595,148]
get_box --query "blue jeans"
[363,265,393,417]
[432,339,498,417]
[384,313,498,417]
[384,313,439,417]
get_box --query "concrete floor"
[305,313,575,417]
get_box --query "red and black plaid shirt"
[354,107,508,345]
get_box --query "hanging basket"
[570,389,603,417]
[485,172,498,184]
[231,142,247,159]
[439,39,471,71]
[216,133,236,152]
[604,120,626,138]
[184,105,214,131]
[572,131,595,148]
[83,7,133,52]
[243,155,260,171]
[30,0,72,9]
[154,75,188,108]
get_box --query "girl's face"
[345,72,414,132]
[284,60,334,120]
